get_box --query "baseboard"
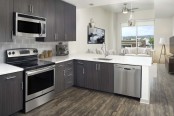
[140,98,150,104]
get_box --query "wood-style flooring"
[15,64,174,116]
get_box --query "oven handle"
[26,65,55,76]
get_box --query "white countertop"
[44,54,152,66]
[0,63,24,76]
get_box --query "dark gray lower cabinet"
[55,62,65,93]
[55,61,74,94]
[98,63,114,93]
[0,72,23,116]
[74,60,114,93]
[74,60,85,87]
[85,61,99,90]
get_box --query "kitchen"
[0,0,173,116]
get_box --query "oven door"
[25,65,55,101]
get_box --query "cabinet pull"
[96,64,98,70]
[31,5,34,13]
[65,34,67,40]
[83,68,85,74]
[21,82,23,90]
[58,65,63,67]
[77,62,83,65]
[6,76,16,80]
[54,34,57,40]
[98,64,100,71]
[63,70,66,76]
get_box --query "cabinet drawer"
[65,60,73,68]
[0,72,22,81]
[65,68,73,76]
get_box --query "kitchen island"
[44,54,152,104]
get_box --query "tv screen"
[88,27,105,44]
[170,36,174,55]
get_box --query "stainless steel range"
[5,48,55,113]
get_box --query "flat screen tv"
[170,36,174,55]
[88,27,105,44]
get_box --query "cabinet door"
[85,61,99,90]
[13,0,32,14]
[55,63,65,94]
[74,60,85,87]
[31,0,45,17]
[64,61,74,89]
[98,63,114,93]
[55,0,65,41]
[64,2,76,41]
[0,0,13,42]
[44,0,56,42]
[0,72,23,116]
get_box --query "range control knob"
[33,49,38,53]
[8,52,11,55]
[12,51,15,55]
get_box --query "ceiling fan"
[122,3,138,14]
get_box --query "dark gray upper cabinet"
[43,0,56,42]
[0,72,23,116]
[55,0,65,41]
[74,60,85,87]
[13,0,45,17]
[55,62,65,94]
[0,0,13,42]
[64,2,76,41]
[36,0,76,42]
[13,0,31,14]
[98,63,114,93]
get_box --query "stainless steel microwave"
[14,12,46,38]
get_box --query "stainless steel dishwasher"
[114,64,141,98]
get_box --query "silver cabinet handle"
[58,65,64,67]
[65,34,67,40]
[63,70,66,76]
[21,82,23,90]
[54,34,57,40]
[83,68,85,74]
[96,64,98,70]
[31,5,34,13]
[6,76,16,80]
[28,5,31,13]
[77,62,83,65]
[98,64,100,71]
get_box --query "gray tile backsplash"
[0,37,58,63]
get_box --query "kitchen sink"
[95,58,112,61]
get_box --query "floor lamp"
[159,38,166,63]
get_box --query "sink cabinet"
[74,60,114,93]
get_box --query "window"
[121,21,154,49]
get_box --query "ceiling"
[63,0,174,18]
[102,1,154,13]
[155,0,174,18]
[63,0,142,9]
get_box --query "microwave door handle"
[40,22,42,36]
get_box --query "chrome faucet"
[101,43,108,58]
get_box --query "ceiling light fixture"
[128,2,135,26]
[122,3,128,14]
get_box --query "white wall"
[68,7,114,54]
[154,18,173,63]
[115,10,155,54]
[173,16,174,35]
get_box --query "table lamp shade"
[159,38,166,45]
